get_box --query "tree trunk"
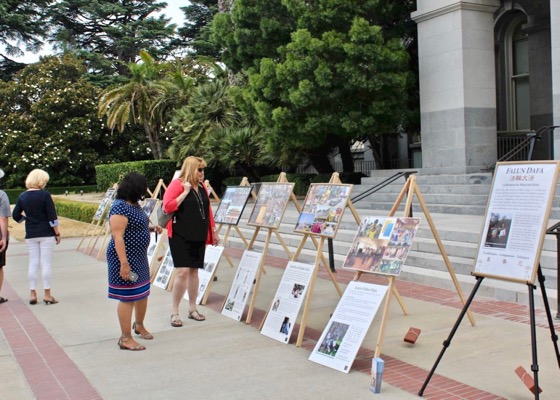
[338,140,354,172]
[144,122,163,159]
[306,147,334,174]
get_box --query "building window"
[506,19,530,131]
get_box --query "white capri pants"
[25,236,56,290]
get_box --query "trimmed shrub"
[95,160,177,192]
[53,199,99,223]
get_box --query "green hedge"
[3,185,98,204]
[53,199,99,223]
[95,160,178,193]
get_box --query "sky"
[13,1,188,64]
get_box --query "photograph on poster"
[141,198,158,218]
[147,232,159,266]
[342,217,420,276]
[247,183,294,229]
[153,248,174,290]
[483,213,512,249]
[261,261,314,343]
[214,186,253,225]
[294,184,352,238]
[317,321,349,357]
[93,188,116,221]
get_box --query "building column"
[413,0,500,174]
[552,0,560,158]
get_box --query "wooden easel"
[215,223,248,268]
[77,185,117,252]
[243,175,301,324]
[204,179,220,202]
[239,177,258,201]
[352,174,476,358]
[147,179,167,199]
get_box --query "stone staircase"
[214,172,560,308]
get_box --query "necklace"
[192,186,206,220]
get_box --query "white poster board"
[147,232,160,267]
[183,245,224,304]
[309,281,388,373]
[221,250,263,321]
[261,261,314,343]
[473,161,560,284]
[153,248,174,290]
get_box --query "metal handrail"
[351,170,417,204]
[485,126,559,172]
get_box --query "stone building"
[412,0,560,174]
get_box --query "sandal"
[132,322,154,340]
[170,314,183,327]
[118,335,146,351]
[43,297,59,305]
[188,310,206,322]
[0,297,8,304]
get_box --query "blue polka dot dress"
[107,199,151,302]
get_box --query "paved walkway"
[0,235,559,399]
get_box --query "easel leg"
[222,226,234,267]
[419,276,484,396]
[528,282,540,400]
[537,267,560,368]
[246,229,272,324]
[374,277,396,358]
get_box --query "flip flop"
[188,310,205,321]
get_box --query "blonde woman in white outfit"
[12,169,61,305]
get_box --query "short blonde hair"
[178,156,207,186]
[25,169,50,189]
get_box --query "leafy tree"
[212,0,295,73]
[238,1,410,172]
[98,51,170,159]
[174,0,220,58]
[47,0,177,83]
[0,0,53,80]
[0,54,134,187]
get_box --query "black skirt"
[169,235,206,269]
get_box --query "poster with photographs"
[147,232,161,268]
[261,261,314,344]
[140,198,158,218]
[93,188,116,221]
[221,250,263,321]
[294,184,353,238]
[214,186,253,225]
[152,248,174,290]
[473,161,560,284]
[247,183,295,229]
[342,217,421,276]
[183,245,224,304]
[309,281,388,373]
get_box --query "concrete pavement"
[0,229,559,399]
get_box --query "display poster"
[261,261,314,344]
[140,198,158,218]
[247,183,294,229]
[183,245,224,304]
[221,250,263,321]
[93,188,116,221]
[342,217,421,276]
[214,186,253,225]
[147,232,160,267]
[153,248,174,290]
[294,184,353,238]
[473,161,560,284]
[309,281,388,373]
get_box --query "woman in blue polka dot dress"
[107,172,162,351]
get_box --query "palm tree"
[98,50,169,159]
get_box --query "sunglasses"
[197,168,205,173]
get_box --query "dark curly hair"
[116,172,147,203]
